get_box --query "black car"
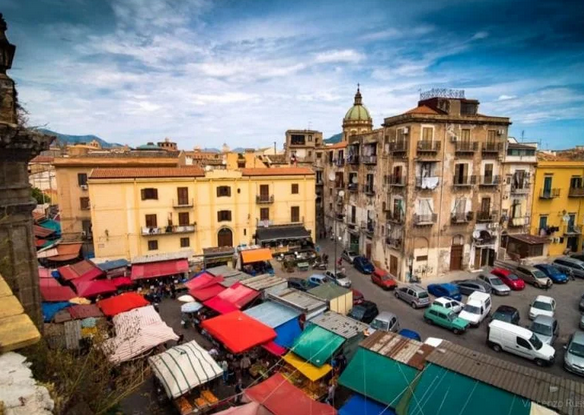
[287,277,311,292]
[491,305,520,325]
[348,300,379,324]
[453,279,492,296]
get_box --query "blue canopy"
[274,318,302,349]
[96,259,129,271]
[339,394,394,415]
[42,302,71,322]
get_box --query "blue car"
[398,329,422,341]
[353,256,374,274]
[534,264,568,283]
[307,274,330,288]
[427,283,462,301]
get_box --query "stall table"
[297,262,310,272]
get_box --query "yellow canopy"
[241,248,273,264]
[282,352,332,382]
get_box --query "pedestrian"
[337,257,343,268]
[240,354,251,379]
[325,382,336,405]
[170,282,176,299]
[208,347,219,359]
[235,378,243,404]
[220,360,229,384]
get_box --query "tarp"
[96,259,129,271]
[274,318,302,349]
[104,305,178,364]
[339,394,393,415]
[72,279,117,298]
[245,373,336,415]
[339,348,419,408]
[33,225,55,238]
[39,276,61,288]
[204,283,259,314]
[38,267,52,279]
[201,311,276,354]
[149,340,223,399]
[291,324,345,367]
[181,302,204,313]
[190,284,226,301]
[58,260,103,281]
[262,341,287,356]
[40,285,77,302]
[184,272,223,290]
[47,243,82,262]
[282,352,332,382]
[42,302,71,322]
[97,292,150,317]
[244,301,300,328]
[131,259,189,280]
[111,277,133,288]
[213,402,269,415]
[68,304,104,319]
[241,248,273,264]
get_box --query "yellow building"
[530,156,584,256]
[88,166,316,260]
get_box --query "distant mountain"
[324,133,342,144]
[38,129,122,148]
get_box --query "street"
[292,238,584,382]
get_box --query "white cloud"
[497,94,517,101]
[314,50,364,64]
[471,31,489,41]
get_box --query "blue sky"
[2,0,584,149]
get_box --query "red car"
[370,268,397,291]
[351,289,365,305]
[490,267,525,290]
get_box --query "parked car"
[341,249,359,264]
[453,279,492,296]
[432,297,463,314]
[351,289,365,305]
[565,331,584,376]
[424,305,469,335]
[398,329,421,341]
[515,265,552,288]
[365,311,400,336]
[427,283,462,301]
[491,305,520,325]
[552,257,584,279]
[490,268,525,291]
[458,291,492,327]
[477,273,511,296]
[529,315,559,346]
[323,270,352,288]
[487,320,555,366]
[287,277,311,292]
[529,295,556,319]
[394,285,430,309]
[370,268,397,291]
[348,300,379,324]
[570,253,584,262]
[353,256,374,274]
[534,264,569,284]
[580,293,584,312]
[307,274,330,288]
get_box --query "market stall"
[241,275,287,300]
[309,312,368,361]
[280,352,332,401]
[184,272,223,291]
[97,292,150,317]
[244,301,302,349]
[131,253,190,281]
[58,260,104,282]
[308,283,353,316]
[239,248,274,276]
[338,394,389,415]
[72,279,117,298]
[254,225,314,254]
[291,324,345,367]
[203,283,260,314]
[95,259,130,278]
[203,247,235,268]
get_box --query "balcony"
[388,175,406,186]
[451,211,474,224]
[454,141,478,154]
[413,213,437,226]
[334,158,345,167]
[335,181,345,189]
[347,154,359,165]
[363,185,375,196]
[417,140,441,154]
[335,212,345,221]
[173,198,194,208]
[141,225,195,236]
[361,155,377,165]
[452,175,476,187]
[386,210,405,224]
[510,183,530,195]
[539,189,560,199]
[569,187,584,198]
[256,195,274,204]
[482,142,503,153]
[566,225,582,235]
[361,220,375,236]
[476,210,498,223]
[388,140,408,153]
[479,175,500,187]
[415,176,440,190]
[347,183,359,192]
[385,237,403,250]
[508,217,527,227]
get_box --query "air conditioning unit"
[80,185,88,190]
[497,129,504,135]
[403,127,409,134]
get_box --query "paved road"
[286,238,584,383]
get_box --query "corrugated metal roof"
[132,251,192,264]
[310,311,367,339]
[244,301,300,328]
[268,288,327,313]
[206,265,244,279]
[308,283,351,300]
[426,340,584,415]
[360,331,435,370]
[241,275,287,291]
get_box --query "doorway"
[450,236,464,271]
[568,236,580,253]
[366,242,372,259]
[474,247,495,268]
[217,228,233,247]
[389,255,398,277]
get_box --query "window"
[308,135,313,142]
[480,197,491,213]
[422,127,433,141]
[290,134,306,145]
[291,183,299,194]
[148,240,158,251]
[260,208,269,221]
[217,186,231,197]
[141,188,158,200]
[487,130,497,143]
[145,214,157,228]
[259,184,269,199]
[291,206,300,223]
[316,152,322,159]
[79,197,90,210]
[77,173,88,186]
[516,337,531,349]
[178,212,190,226]
[538,216,548,232]
[217,210,232,222]
[484,163,493,180]
[177,187,189,205]
[308,150,312,157]
[461,129,471,142]
[180,237,190,248]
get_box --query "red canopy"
[58,266,80,281]
[189,284,226,301]
[203,283,259,314]
[97,292,150,317]
[73,279,117,298]
[58,260,104,281]
[184,272,223,290]
[49,243,83,262]
[39,276,61,288]
[38,267,52,279]
[111,277,134,288]
[68,304,104,319]
[262,341,287,356]
[245,374,336,415]
[40,285,77,302]
[201,311,276,354]
[131,259,189,280]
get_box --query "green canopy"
[339,347,419,408]
[291,324,344,367]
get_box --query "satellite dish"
[328,172,336,182]
[472,230,480,239]
[351,176,358,184]
[338,190,345,197]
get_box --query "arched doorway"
[217,228,233,247]
[450,235,465,271]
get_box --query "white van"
[458,291,492,326]
[487,320,555,366]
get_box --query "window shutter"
[141,189,146,200]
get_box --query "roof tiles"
[90,166,205,179]
[360,331,434,370]
[405,105,440,115]
[240,167,314,176]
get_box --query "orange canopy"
[241,248,273,264]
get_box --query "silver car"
[366,311,400,336]
[324,270,352,288]
[529,315,558,345]
[565,331,584,376]
[341,250,359,264]
[477,273,511,296]
[394,285,430,309]
[515,265,552,288]
[553,257,584,279]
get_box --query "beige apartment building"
[324,89,513,281]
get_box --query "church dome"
[344,86,371,121]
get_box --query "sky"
[2,0,584,150]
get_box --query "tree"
[32,187,50,204]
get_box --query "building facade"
[88,166,315,260]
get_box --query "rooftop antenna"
[521,130,525,142]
